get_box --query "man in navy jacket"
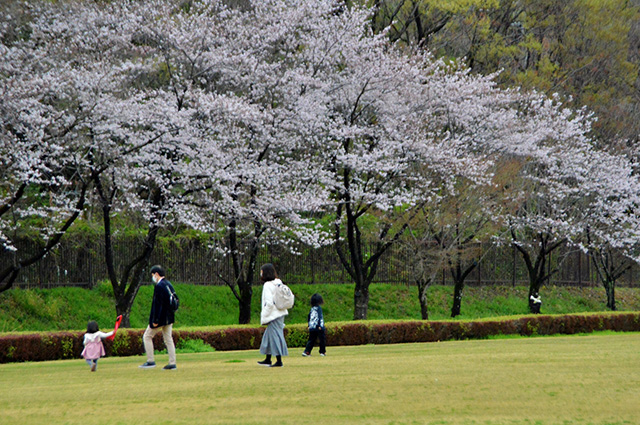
[139,265,177,370]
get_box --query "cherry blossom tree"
[400,183,491,321]
[271,8,516,320]
[126,0,334,324]
[502,123,593,312]
[428,180,497,318]
[39,0,333,324]
[0,5,103,292]
[499,105,640,313]
[575,150,640,311]
[400,228,442,320]
[313,36,610,319]
[402,61,635,315]
[1,1,205,324]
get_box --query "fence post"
[310,248,315,284]
[578,250,582,286]
[512,245,516,288]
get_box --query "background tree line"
[2,0,640,326]
[369,0,640,145]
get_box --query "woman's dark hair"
[260,263,277,282]
[311,293,324,306]
[87,320,99,333]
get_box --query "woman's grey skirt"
[260,316,289,356]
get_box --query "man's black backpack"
[166,283,180,312]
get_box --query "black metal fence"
[2,237,639,289]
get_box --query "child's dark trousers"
[304,328,326,354]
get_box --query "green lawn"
[1,333,639,425]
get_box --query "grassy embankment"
[1,282,639,333]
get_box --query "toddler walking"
[81,320,114,371]
[302,293,326,357]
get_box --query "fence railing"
[1,237,638,289]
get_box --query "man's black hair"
[150,265,165,277]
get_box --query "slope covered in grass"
[1,283,639,333]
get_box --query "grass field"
[1,333,638,425]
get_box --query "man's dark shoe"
[269,362,283,367]
[257,359,272,366]
[163,364,177,370]
[139,361,156,369]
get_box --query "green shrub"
[1,313,640,364]
[108,330,144,357]
[177,338,216,353]
[154,337,216,354]
[283,324,309,347]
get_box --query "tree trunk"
[524,252,545,315]
[336,207,403,321]
[116,297,135,329]
[95,173,161,327]
[588,243,628,313]
[448,251,476,318]
[511,232,565,314]
[333,159,412,321]
[116,257,149,327]
[0,184,87,293]
[528,283,542,314]
[605,282,616,311]
[223,215,262,325]
[0,268,19,294]
[417,279,429,320]
[451,281,463,318]
[353,285,369,320]
[101,214,159,328]
[238,283,253,324]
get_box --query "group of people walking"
[81,263,326,371]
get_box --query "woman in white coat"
[257,263,289,367]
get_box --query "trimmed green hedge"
[1,312,639,363]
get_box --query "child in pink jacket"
[81,321,114,372]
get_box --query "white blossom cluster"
[2,0,639,273]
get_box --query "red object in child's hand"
[106,315,123,341]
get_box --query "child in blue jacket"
[302,293,326,357]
